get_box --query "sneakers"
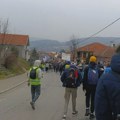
[30,102,35,110]
[89,113,95,119]
[62,111,78,120]
[62,115,66,120]
[72,110,78,115]
[85,108,90,116]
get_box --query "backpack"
[87,67,98,85]
[65,68,77,88]
[30,67,38,79]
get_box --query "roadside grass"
[0,58,30,80]
[0,70,13,79]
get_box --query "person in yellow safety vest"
[40,63,45,72]
[28,60,43,110]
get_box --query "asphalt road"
[0,71,95,120]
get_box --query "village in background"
[0,19,120,79]
[0,33,119,65]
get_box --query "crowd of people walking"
[28,51,120,120]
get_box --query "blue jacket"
[61,68,82,88]
[83,62,101,90]
[95,54,120,120]
[104,66,111,74]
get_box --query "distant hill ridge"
[29,37,120,52]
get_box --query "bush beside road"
[0,58,30,80]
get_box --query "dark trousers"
[46,67,48,72]
[85,85,96,113]
[31,85,41,103]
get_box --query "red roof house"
[77,42,115,63]
[0,33,30,60]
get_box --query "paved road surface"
[0,71,95,120]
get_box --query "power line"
[79,17,120,43]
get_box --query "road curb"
[0,80,27,94]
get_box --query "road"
[0,71,95,120]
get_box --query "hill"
[29,38,67,52]
[29,37,120,52]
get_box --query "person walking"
[83,56,99,119]
[28,60,43,110]
[95,53,120,120]
[97,61,104,78]
[103,62,111,74]
[61,64,82,120]
[45,62,49,72]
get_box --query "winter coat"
[82,62,100,90]
[95,54,120,120]
[97,63,104,77]
[104,66,111,74]
[61,68,82,88]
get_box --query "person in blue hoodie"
[95,53,120,120]
[103,62,111,74]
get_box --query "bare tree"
[0,18,9,64]
[0,20,2,33]
[1,19,9,44]
[69,35,78,61]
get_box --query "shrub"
[4,54,17,69]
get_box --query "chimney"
[112,43,116,48]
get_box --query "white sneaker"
[62,115,66,120]
[72,110,78,115]
[30,102,35,110]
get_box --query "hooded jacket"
[95,54,120,120]
[83,62,99,90]
[28,60,43,85]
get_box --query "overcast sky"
[0,0,120,41]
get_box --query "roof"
[77,42,115,57]
[0,34,29,46]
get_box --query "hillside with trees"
[29,37,120,52]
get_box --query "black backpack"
[30,67,38,79]
[65,68,76,88]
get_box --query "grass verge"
[0,57,30,80]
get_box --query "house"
[0,33,30,60]
[77,42,115,63]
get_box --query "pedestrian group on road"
[28,52,120,120]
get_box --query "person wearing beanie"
[83,56,100,119]
[65,64,70,69]
[61,63,82,120]
[89,56,97,62]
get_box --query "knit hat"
[89,56,97,62]
[65,65,70,69]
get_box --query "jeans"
[31,85,41,103]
